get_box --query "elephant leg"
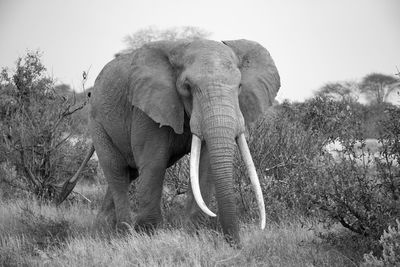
[134,163,167,231]
[90,121,132,228]
[96,185,116,226]
[185,143,215,227]
[102,161,131,228]
[132,134,171,231]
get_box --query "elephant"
[57,38,280,244]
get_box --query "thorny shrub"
[311,104,399,240]
[0,51,87,200]
[234,97,400,244]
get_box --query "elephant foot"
[116,221,134,234]
[95,211,117,230]
[95,210,135,235]
[133,213,162,234]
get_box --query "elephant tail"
[55,144,95,205]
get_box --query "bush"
[363,220,400,266]
[233,102,326,222]
[0,51,88,200]
[309,103,400,239]
[232,97,400,245]
[232,97,364,223]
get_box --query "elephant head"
[129,39,280,241]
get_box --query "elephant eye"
[179,81,192,97]
[184,82,192,92]
[238,83,242,93]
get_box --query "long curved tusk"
[237,134,266,229]
[190,135,217,217]
[56,144,95,206]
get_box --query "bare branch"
[62,101,86,117]
[19,149,39,187]
[53,132,73,151]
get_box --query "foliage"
[230,96,400,247]
[315,81,359,102]
[233,103,325,222]
[313,73,400,138]
[291,98,399,239]
[363,220,400,266]
[120,26,211,55]
[312,144,399,239]
[378,105,400,164]
[0,51,87,200]
[232,97,364,222]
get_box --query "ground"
[0,183,373,266]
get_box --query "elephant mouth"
[189,134,266,230]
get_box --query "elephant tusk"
[237,134,266,230]
[190,135,217,217]
[56,144,95,206]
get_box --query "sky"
[1,0,399,102]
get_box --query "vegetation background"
[1,27,399,266]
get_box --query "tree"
[315,81,359,102]
[118,26,211,55]
[360,73,398,104]
[0,51,86,199]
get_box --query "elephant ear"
[129,41,185,134]
[222,39,280,124]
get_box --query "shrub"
[309,103,400,239]
[363,220,400,266]
[232,97,400,245]
[0,51,87,200]
[233,103,326,222]
[232,97,365,223]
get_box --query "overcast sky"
[1,0,399,101]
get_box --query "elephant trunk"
[189,88,266,242]
[202,104,239,243]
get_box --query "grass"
[0,185,368,266]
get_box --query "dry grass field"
[0,184,365,267]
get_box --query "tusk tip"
[260,219,266,230]
[203,208,217,217]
